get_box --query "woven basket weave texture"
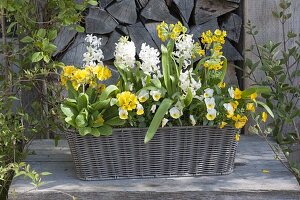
[65,126,238,180]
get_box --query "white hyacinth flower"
[228,87,235,98]
[114,36,136,69]
[161,118,169,127]
[189,115,196,126]
[206,108,217,121]
[204,88,214,98]
[205,97,216,110]
[169,107,181,119]
[179,69,201,96]
[118,108,128,120]
[150,90,161,101]
[83,34,104,67]
[139,43,162,78]
[173,34,195,69]
[150,104,157,113]
[138,90,149,103]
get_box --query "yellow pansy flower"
[246,103,255,112]
[234,88,242,99]
[220,121,227,128]
[218,82,226,88]
[250,92,257,101]
[262,112,268,122]
[232,114,248,129]
[235,133,240,141]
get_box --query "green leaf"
[91,99,110,111]
[40,172,51,176]
[99,85,119,101]
[105,116,125,126]
[77,93,89,111]
[78,127,92,136]
[61,104,78,117]
[219,57,228,82]
[66,81,78,99]
[184,87,193,107]
[65,116,76,127]
[37,28,46,38]
[75,113,88,128]
[21,36,34,43]
[241,86,271,98]
[88,0,98,6]
[257,101,274,118]
[151,79,162,88]
[31,52,43,62]
[144,98,173,143]
[161,45,172,95]
[48,30,57,41]
[43,55,50,63]
[6,22,17,34]
[98,125,113,136]
[91,128,101,136]
[75,25,85,33]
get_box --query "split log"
[173,0,194,23]
[85,8,118,34]
[141,0,178,23]
[136,0,149,8]
[190,18,219,41]
[220,13,242,43]
[128,22,158,53]
[194,0,239,25]
[53,27,77,57]
[107,0,137,24]
[223,39,243,61]
[102,30,122,61]
[99,0,114,8]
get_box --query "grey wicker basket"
[65,126,238,180]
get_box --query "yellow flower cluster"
[61,65,112,90]
[117,91,139,111]
[157,21,187,42]
[204,60,224,70]
[201,29,227,45]
[232,114,248,129]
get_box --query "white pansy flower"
[228,87,235,98]
[136,104,144,115]
[169,107,182,119]
[118,108,128,120]
[83,35,104,67]
[150,90,161,101]
[139,43,162,78]
[206,108,217,121]
[204,97,215,110]
[173,34,195,69]
[223,103,234,116]
[204,88,214,98]
[138,90,149,103]
[114,36,136,69]
[151,104,157,113]
[161,118,169,127]
[189,115,196,126]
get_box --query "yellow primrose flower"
[63,65,76,77]
[250,92,257,101]
[73,69,90,84]
[234,88,242,99]
[218,82,226,88]
[72,81,80,91]
[119,108,128,120]
[214,29,222,36]
[117,91,139,111]
[94,65,112,81]
[235,133,240,141]
[232,114,248,129]
[157,21,168,42]
[60,75,67,86]
[246,103,255,112]
[262,112,268,122]
[197,49,205,56]
[220,121,227,129]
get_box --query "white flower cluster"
[114,36,136,69]
[204,88,217,121]
[179,69,201,96]
[83,34,104,67]
[138,43,162,79]
[173,34,195,69]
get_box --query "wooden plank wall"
[243,0,300,134]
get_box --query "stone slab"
[8,136,300,199]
